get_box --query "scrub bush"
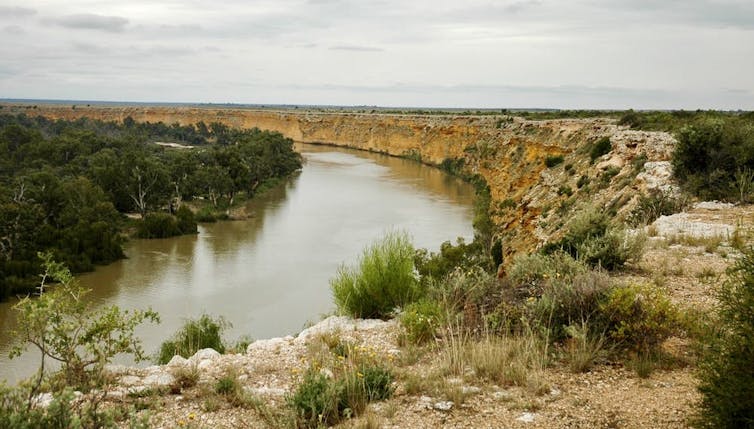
[696,248,754,428]
[400,299,443,344]
[331,231,420,319]
[157,314,229,364]
[590,137,612,162]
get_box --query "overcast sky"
[0,0,752,109]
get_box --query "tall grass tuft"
[157,314,229,364]
[331,231,421,319]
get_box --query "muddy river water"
[0,143,475,383]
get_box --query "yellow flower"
[357,372,364,378]
[178,420,186,427]
[188,412,196,420]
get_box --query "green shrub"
[157,314,229,364]
[508,252,587,293]
[590,137,612,162]
[696,248,754,428]
[289,371,342,428]
[628,189,687,226]
[599,166,620,186]
[544,155,564,168]
[558,185,573,196]
[542,207,645,270]
[11,253,159,390]
[672,120,754,201]
[360,365,393,401]
[429,266,503,321]
[400,299,443,344]
[195,206,217,223]
[215,374,240,396]
[576,175,590,189]
[175,205,198,234]
[331,231,420,319]
[600,283,677,353]
[529,270,614,341]
[135,212,181,238]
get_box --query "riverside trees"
[0,114,302,300]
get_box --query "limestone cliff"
[5,104,676,256]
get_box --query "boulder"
[167,355,189,367]
[189,348,221,363]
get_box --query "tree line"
[0,114,302,300]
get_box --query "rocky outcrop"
[6,104,677,255]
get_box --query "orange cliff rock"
[5,104,677,258]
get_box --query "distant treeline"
[0,114,302,300]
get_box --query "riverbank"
[40,201,745,428]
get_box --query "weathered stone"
[197,359,215,371]
[143,372,175,388]
[190,348,221,363]
[246,336,292,354]
[433,401,454,411]
[167,355,189,367]
[517,412,536,423]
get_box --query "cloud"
[596,0,754,29]
[329,45,384,52]
[0,6,37,18]
[50,13,129,32]
[3,25,25,34]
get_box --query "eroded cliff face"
[7,104,676,256]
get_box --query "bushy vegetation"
[331,231,421,319]
[696,248,754,428]
[3,255,158,427]
[541,207,645,270]
[544,154,564,168]
[289,340,393,428]
[400,299,443,344]
[628,189,688,226]
[134,207,197,239]
[589,137,612,162]
[0,113,302,300]
[157,314,229,364]
[672,119,754,201]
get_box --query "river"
[0,143,475,384]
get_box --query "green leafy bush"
[331,231,420,319]
[11,253,159,389]
[157,314,229,363]
[529,270,614,341]
[400,299,443,344]
[542,207,645,270]
[544,155,564,168]
[195,206,217,223]
[600,283,677,353]
[508,251,587,298]
[590,137,612,162]
[672,120,754,201]
[215,374,240,396]
[288,363,393,428]
[135,212,181,238]
[628,189,688,226]
[289,371,342,428]
[175,205,198,234]
[696,248,754,428]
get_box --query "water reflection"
[0,144,475,383]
